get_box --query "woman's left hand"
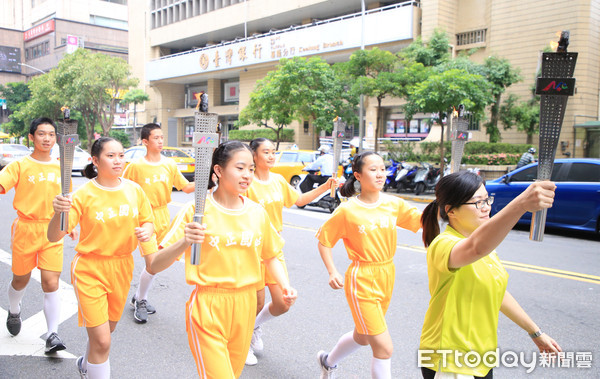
[135,227,151,242]
[282,286,298,306]
[533,333,562,354]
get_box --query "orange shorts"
[186,285,257,379]
[152,205,170,243]
[10,217,63,276]
[71,253,134,328]
[344,260,395,336]
[261,252,288,287]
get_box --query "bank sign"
[147,5,414,81]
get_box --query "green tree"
[238,57,357,149]
[53,49,138,150]
[401,29,451,67]
[0,82,32,139]
[122,88,150,144]
[408,68,492,174]
[483,55,522,142]
[500,91,540,145]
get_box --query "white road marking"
[0,248,77,359]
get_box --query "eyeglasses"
[462,196,494,209]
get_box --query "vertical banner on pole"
[331,117,345,197]
[57,107,78,231]
[530,31,577,241]
[450,105,470,174]
[190,94,219,265]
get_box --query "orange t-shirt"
[122,156,189,208]
[68,178,157,256]
[244,173,299,232]
[161,194,284,288]
[316,194,422,262]
[0,156,63,221]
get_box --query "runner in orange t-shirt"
[49,137,157,379]
[0,118,76,353]
[122,123,194,323]
[243,138,335,365]
[315,152,422,378]
[151,141,297,378]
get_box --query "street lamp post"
[18,62,46,75]
[357,0,365,153]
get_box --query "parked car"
[50,145,92,175]
[485,158,600,234]
[124,146,195,181]
[0,144,32,169]
[271,150,320,188]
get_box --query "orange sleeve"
[396,199,422,233]
[315,206,346,248]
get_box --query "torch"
[57,107,78,231]
[331,117,345,197]
[190,93,219,265]
[530,31,577,241]
[450,105,471,174]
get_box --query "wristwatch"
[529,330,543,338]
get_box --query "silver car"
[50,145,92,175]
[0,144,31,169]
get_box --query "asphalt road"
[0,174,598,378]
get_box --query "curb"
[387,192,435,203]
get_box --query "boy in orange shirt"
[122,123,194,323]
[0,117,76,353]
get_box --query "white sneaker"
[250,326,263,352]
[245,348,258,366]
[317,350,337,379]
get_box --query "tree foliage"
[0,82,31,139]
[122,88,150,144]
[482,55,522,143]
[238,56,357,149]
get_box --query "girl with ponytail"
[419,171,562,378]
[315,151,422,378]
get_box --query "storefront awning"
[574,120,600,129]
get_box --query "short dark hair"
[141,123,162,141]
[29,117,56,135]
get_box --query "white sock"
[8,283,26,314]
[87,358,110,379]
[254,301,276,328]
[371,357,391,379]
[325,331,363,367]
[43,290,61,336]
[135,268,155,301]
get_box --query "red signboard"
[24,20,55,42]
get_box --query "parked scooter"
[342,156,353,179]
[383,160,400,192]
[413,161,450,195]
[395,162,418,193]
[296,169,341,213]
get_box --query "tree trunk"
[488,93,502,143]
[133,103,138,145]
[438,117,445,176]
[375,97,382,152]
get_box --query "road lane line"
[282,223,600,285]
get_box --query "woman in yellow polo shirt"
[49,137,157,379]
[150,140,297,378]
[419,171,562,378]
[315,151,422,378]
[244,138,335,365]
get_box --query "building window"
[25,40,51,61]
[184,124,194,143]
[222,81,239,104]
[456,29,487,46]
[90,15,128,30]
[467,113,480,131]
[101,0,127,4]
[304,121,309,134]
[151,0,241,29]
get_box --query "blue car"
[485,158,600,234]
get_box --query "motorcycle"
[382,160,400,192]
[342,156,353,179]
[413,161,450,195]
[395,162,418,193]
[296,169,341,213]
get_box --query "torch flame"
[550,40,559,51]
[452,107,459,118]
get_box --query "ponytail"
[340,175,357,197]
[421,200,440,247]
[83,163,98,179]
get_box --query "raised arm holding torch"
[330,117,344,197]
[190,94,219,265]
[57,106,78,231]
